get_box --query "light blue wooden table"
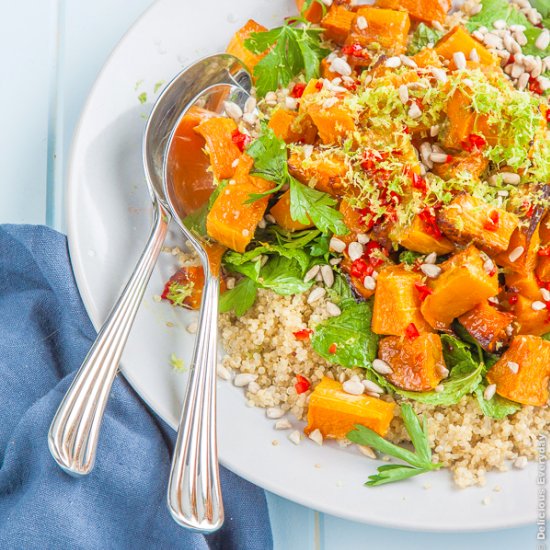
[1,1,538,547]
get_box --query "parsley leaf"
[246,127,347,234]
[399,250,423,265]
[219,277,258,316]
[407,23,443,55]
[347,404,442,486]
[245,23,329,97]
[311,299,379,368]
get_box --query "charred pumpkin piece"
[411,47,443,68]
[339,257,376,300]
[431,151,488,183]
[304,377,396,438]
[307,101,356,145]
[206,156,272,252]
[536,213,550,282]
[486,335,550,406]
[374,0,450,25]
[392,214,455,255]
[268,108,317,144]
[512,295,550,336]
[421,245,499,330]
[351,7,411,55]
[437,194,519,256]
[458,302,514,352]
[442,89,479,149]
[269,190,313,231]
[496,225,541,272]
[505,270,542,300]
[321,4,356,44]
[372,265,432,336]
[296,0,324,23]
[435,26,497,67]
[194,117,242,180]
[378,333,447,391]
[288,148,348,196]
[226,19,268,71]
[339,199,370,235]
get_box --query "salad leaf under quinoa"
[219,277,258,316]
[474,385,522,419]
[407,23,443,55]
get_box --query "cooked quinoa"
[220,287,549,488]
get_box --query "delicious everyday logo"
[538,434,547,549]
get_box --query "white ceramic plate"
[67,0,542,531]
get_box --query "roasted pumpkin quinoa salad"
[160,0,550,487]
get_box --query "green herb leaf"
[311,299,379,368]
[245,25,329,97]
[164,281,194,308]
[399,250,423,265]
[474,384,522,419]
[326,273,354,304]
[407,23,443,55]
[289,177,348,235]
[347,404,442,486]
[219,277,258,316]
[542,332,550,341]
[224,242,311,272]
[183,180,230,238]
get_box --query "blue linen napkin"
[0,224,273,550]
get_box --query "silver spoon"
[48,54,249,479]
[161,55,252,532]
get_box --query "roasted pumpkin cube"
[226,19,268,71]
[496,224,541,273]
[392,214,455,255]
[437,194,519,256]
[487,335,550,406]
[269,190,313,231]
[307,101,356,144]
[435,26,497,67]
[296,0,324,23]
[352,7,411,55]
[339,199,370,235]
[195,117,242,180]
[458,302,514,352]
[288,148,348,196]
[268,108,317,144]
[321,4,356,44]
[304,377,396,438]
[206,156,272,252]
[378,333,447,391]
[375,0,451,25]
[421,245,499,329]
[512,295,550,336]
[431,151,488,183]
[505,270,542,300]
[411,47,443,68]
[372,265,432,336]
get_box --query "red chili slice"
[231,129,251,152]
[411,172,427,194]
[328,343,338,354]
[508,293,519,305]
[418,208,443,239]
[484,211,500,231]
[295,374,311,394]
[405,322,420,340]
[461,133,486,152]
[293,328,313,341]
[290,82,307,98]
[414,281,433,302]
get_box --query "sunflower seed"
[363,380,384,394]
[431,67,447,83]
[356,15,368,30]
[275,418,292,430]
[507,361,519,374]
[483,258,495,274]
[508,246,525,263]
[186,321,198,334]
[357,444,377,458]
[420,263,442,278]
[541,288,550,302]
[453,51,467,70]
[217,364,231,380]
[326,302,342,317]
[484,33,503,49]
[408,102,422,119]
[372,358,393,375]
[308,428,324,446]
[493,19,507,29]
[469,48,480,62]
[536,29,550,51]
[518,72,530,90]
[435,384,445,393]
[288,430,301,445]
[234,373,258,387]
[321,265,335,288]
[343,379,365,396]
[223,100,243,120]
[438,365,450,379]
[430,152,449,163]
[307,286,326,304]
[329,237,346,253]
[266,407,285,419]
[398,84,409,104]
[244,96,257,113]
[331,57,352,77]
[430,124,440,137]
[357,233,370,244]
[531,301,547,311]
[285,96,298,110]
[363,275,376,291]
[400,55,418,68]
[385,56,402,68]
[424,252,437,264]
[265,91,278,105]
[484,384,497,400]
[304,265,321,282]
[348,241,364,261]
